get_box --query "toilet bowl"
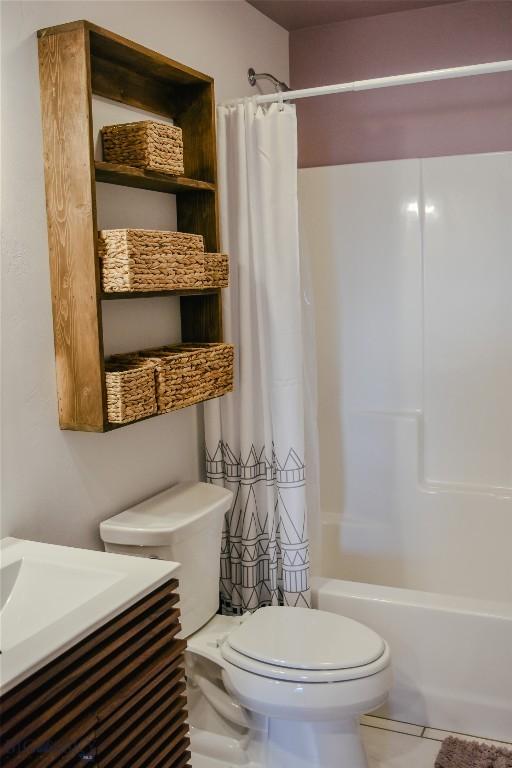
[100,482,392,767]
[189,605,391,768]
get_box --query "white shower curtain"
[204,100,311,614]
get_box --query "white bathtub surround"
[298,151,512,744]
[313,577,512,742]
[205,101,316,612]
[298,152,512,604]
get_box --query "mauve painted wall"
[290,1,512,167]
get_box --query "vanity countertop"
[0,537,180,695]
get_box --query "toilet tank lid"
[100,482,233,546]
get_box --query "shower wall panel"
[298,152,512,602]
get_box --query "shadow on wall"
[4,405,203,551]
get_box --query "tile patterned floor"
[363,725,441,768]
[361,715,512,768]
[191,717,512,767]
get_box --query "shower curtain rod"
[221,59,512,106]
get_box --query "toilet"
[100,482,392,768]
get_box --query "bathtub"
[312,577,512,742]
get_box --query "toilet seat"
[220,606,390,683]
[221,641,390,683]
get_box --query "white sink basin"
[0,538,180,694]
[1,557,125,651]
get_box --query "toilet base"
[266,717,368,768]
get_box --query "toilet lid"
[221,639,390,683]
[224,606,385,672]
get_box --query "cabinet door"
[0,580,190,767]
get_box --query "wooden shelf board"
[105,411,162,432]
[100,288,219,301]
[95,161,215,194]
[101,288,218,300]
[38,20,212,86]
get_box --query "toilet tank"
[100,482,232,637]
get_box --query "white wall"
[1,1,288,549]
[299,152,512,603]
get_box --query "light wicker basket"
[104,359,157,424]
[204,253,229,288]
[113,343,234,413]
[101,120,184,176]
[98,229,229,293]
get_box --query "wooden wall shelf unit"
[37,20,224,432]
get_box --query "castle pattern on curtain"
[204,100,310,614]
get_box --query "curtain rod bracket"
[248,67,290,93]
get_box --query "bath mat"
[435,736,512,768]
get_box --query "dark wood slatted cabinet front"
[0,580,191,767]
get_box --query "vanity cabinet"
[0,579,190,767]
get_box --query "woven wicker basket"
[98,229,229,292]
[205,253,229,288]
[149,343,234,412]
[98,228,204,292]
[104,359,157,424]
[101,120,184,176]
[113,343,234,413]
